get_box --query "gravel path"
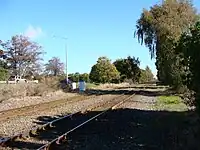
[0,94,117,137]
[0,91,77,111]
[119,95,156,110]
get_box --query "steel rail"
[0,95,85,120]
[37,93,135,150]
[0,90,133,148]
[0,94,97,146]
[0,91,122,146]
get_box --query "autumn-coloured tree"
[0,35,44,77]
[45,57,64,76]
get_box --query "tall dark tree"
[0,59,9,81]
[68,72,89,82]
[176,21,200,110]
[68,72,79,82]
[79,73,90,82]
[113,56,141,83]
[0,60,8,69]
[0,50,9,80]
[135,0,197,90]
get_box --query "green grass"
[155,95,188,111]
[86,83,98,89]
[158,96,182,104]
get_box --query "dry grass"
[94,83,130,89]
[0,77,61,103]
[89,83,168,90]
[0,83,57,102]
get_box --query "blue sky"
[0,0,200,77]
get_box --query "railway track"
[0,94,97,122]
[0,92,135,150]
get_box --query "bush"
[0,68,9,81]
[89,57,120,83]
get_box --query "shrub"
[0,68,9,81]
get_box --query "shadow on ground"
[115,86,168,90]
[4,108,199,150]
[79,88,175,97]
[33,114,67,125]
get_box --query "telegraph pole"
[52,35,68,82]
[65,41,68,82]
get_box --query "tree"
[68,72,81,82]
[0,35,44,77]
[79,73,90,82]
[89,56,120,83]
[0,51,9,80]
[0,68,8,80]
[139,66,154,83]
[68,72,90,82]
[135,0,197,90]
[145,66,154,81]
[113,56,141,83]
[176,21,200,109]
[45,57,64,76]
[139,69,147,83]
[0,60,8,69]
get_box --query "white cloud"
[24,25,44,39]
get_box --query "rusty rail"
[37,93,135,150]
[0,91,134,149]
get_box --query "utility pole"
[52,35,68,82]
[65,41,68,82]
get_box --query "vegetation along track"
[0,94,97,122]
[0,92,135,150]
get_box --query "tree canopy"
[135,0,197,90]
[175,21,200,108]
[0,67,8,81]
[45,57,64,76]
[0,35,44,77]
[139,66,154,83]
[68,72,89,82]
[89,57,120,83]
[113,56,141,83]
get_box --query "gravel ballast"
[0,94,117,137]
[119,95,156,110]
[64,94,199,150]
[0,91,77,111]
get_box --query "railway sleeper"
[56,135,67,144]
[0,138,11,147]
[1,94,133,149]
[29,129,40,137]
[43,135,68,150]
[0,133,24,146]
